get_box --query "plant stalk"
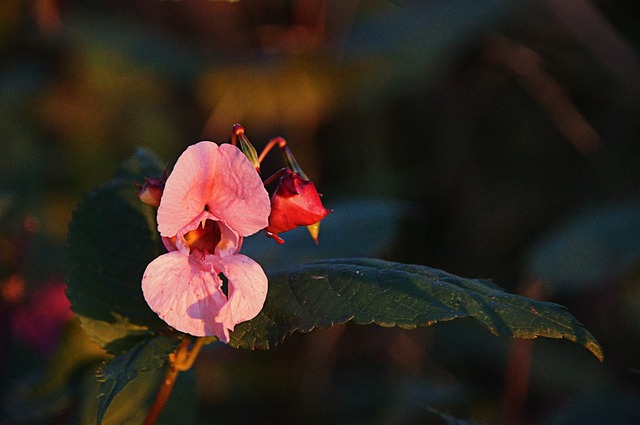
[143,362,180,425]
[143,337,206,425]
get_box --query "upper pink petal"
[157,142,270,238]
[142,251,227,338]
[210,254,268,342]
[206,143,270,236]
[157,142,219,237]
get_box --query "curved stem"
[257,137,287,164]
[143,337,208,425]
[174,337,206,371]
[262,167,288,187]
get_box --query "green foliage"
[65,147,181,423]
[65,148,603,423]
[230,258,603,361]
[96,336,181,425]
[77,357,196,425]
[66,147,172,354]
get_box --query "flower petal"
[211,254,268,342]
[207,143,270,236]
[157,142,270,238]
[215,220,243,257]
[142,251,227,338]
[157,142,220,237]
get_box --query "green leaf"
[77,314,156,355]
[74,358,197,425]
[66,147,171,353]
[229,258,603,361]
[525,199,640,293]
[96,335,181,425]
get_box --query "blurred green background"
[2,0,640,424]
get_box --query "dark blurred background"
[2,0,640,424]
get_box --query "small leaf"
[96,335,181,425]
[229,258,603,361]
[525,199,640,293]
[66,147,170,353]
[76,315,155,354]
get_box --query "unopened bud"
[137,177,165,207]
[265,169,331,243]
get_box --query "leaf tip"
[587,340,605,363]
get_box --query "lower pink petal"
[142,251,227,338]
[213,254,268,341]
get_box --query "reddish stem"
[262,167,288,187]
[143,338,206,425]
[257,137,287,164]
[143,363,180,425]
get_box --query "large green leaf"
[229,258,603,361]
[96,335,181,425]
[65,147,171,353]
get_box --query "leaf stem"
[143,337,207,425]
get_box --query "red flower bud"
[265,169,331,244]
[137,177,165,207]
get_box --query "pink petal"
[214,220,243,257]
[142,251,227,338]
[161,236,178,252]
[157,142,219,237]
[207,144,270,236]
[157,142,270,238]
[211,254,268,342]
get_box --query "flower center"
[184,219,222,254]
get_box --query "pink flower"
[142,142,271,343]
